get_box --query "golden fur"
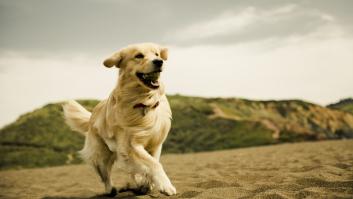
[63,43,176,196]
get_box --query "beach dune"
[0,140,352,199]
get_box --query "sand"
[0,140,352,199]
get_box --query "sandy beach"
[1,140,352,199]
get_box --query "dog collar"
[133,101,159,109]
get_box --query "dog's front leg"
[131,144,176,196]
[150,144,162,161]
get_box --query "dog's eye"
[155,53,159,56]
[135,53,144,59]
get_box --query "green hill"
[1,95,353,170]
[328,98,353,115]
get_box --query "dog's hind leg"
[94,153,116,197]
[80,132,117,197]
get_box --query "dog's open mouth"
[136,71,160,89]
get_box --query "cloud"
[173,7,258,40]
[2,0,353,51]
[171,4,297,40]
[166,4,343,46]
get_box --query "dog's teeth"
[151,81,159,86]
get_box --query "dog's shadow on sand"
[42,196,138,199]
[42,194,140,199]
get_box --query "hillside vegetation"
[328,98,353,115]
[1,95,353,170]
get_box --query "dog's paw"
[132,184,150,195]
[153,176,176,196]
[104,187,117,197]
[159,183,176,196]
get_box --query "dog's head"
[103,43,168,90]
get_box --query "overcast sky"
[1,0,353,127]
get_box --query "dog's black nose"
[152,59,163,68]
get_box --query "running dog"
[63,43,176,197]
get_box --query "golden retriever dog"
[62,43,176,197]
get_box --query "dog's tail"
[62,100,91,135]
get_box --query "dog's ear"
[103,51,123,68]
[160,47,168,61]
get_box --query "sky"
[0,0,353,127]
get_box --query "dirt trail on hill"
[1,140,353,199]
